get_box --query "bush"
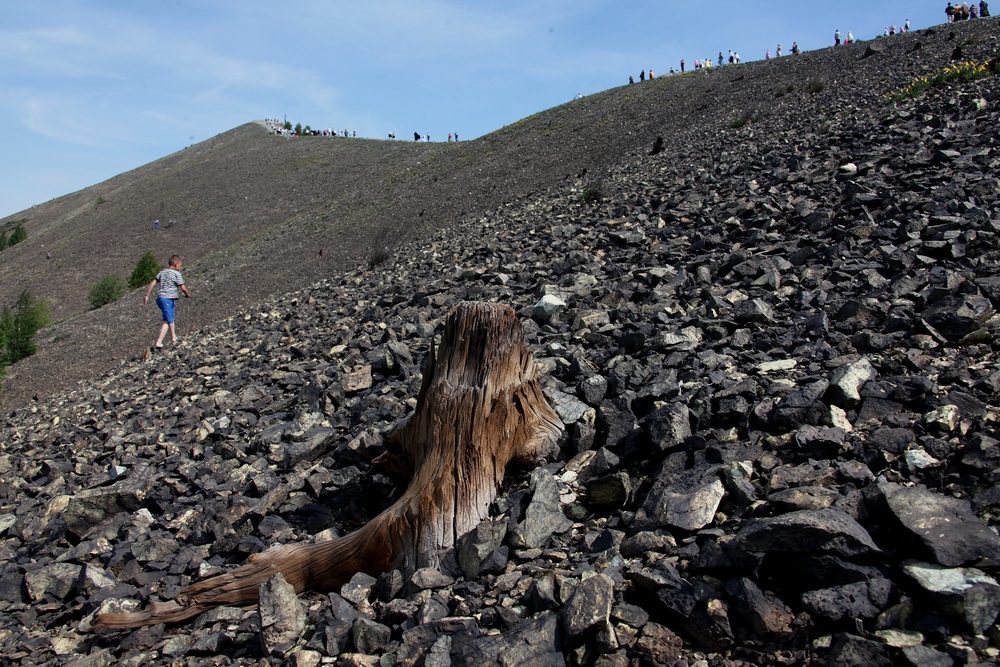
[807,78,826,94]
[0,231,6,251]
[7,224,27,246]
[0,290,51,366]
[128,252,162,289]
[88,273,127,308]
[581,181,604,204]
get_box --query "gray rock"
[341,572,378,606]
[826,633,892,667]
[533,295,567,322]
[457,612,563,667]
[24,563,82,601]
[826,357,877,408]
[457,518,507,579]
[352,617,392,656]
[900,644,955,667]
[800,579,892,621]
[868,481,1000,566]
[722,577,793,640]
[510,469,573,548]
[732,507,880,557]
[646,478,725,532]
[642,403,692,451]
[560,572,615,642]
[56,462,157,537]
[585,472,632,508]
[259,573,307,657]
[903,561,1000,634]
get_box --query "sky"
[0,1,950,219]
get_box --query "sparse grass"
[807,78,826,94]
[730,107,762,129]
[95,196,106,207]
[883,59,999,103]
[775,84,796,98]
[581,180,604,204]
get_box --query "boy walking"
[141,254,191,348]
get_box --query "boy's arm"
[141,278,157,305]
[180,284,191,298]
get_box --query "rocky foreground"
[5,27,1000,667]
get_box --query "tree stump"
[94,301,563,628]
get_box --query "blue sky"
[1,1,948,219]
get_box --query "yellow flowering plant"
[882,59,999,103]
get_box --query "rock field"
[5,18,1000,667]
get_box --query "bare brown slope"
[0,20,992,408]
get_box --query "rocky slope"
[3,17,1000,667]
[1,18,995,409]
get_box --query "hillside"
[0,21,990,408]
[2,17,1000,667]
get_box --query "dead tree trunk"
[95,301,563,629]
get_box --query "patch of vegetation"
[0,289,51,370]
[95,196,106,207]
[581,180,604,204]
[730,107,762,129]
[807,78,826,94]
[128,252,163,289]
[88,273,127,308]
[4,224,27,248]
[775,84,796,98]
[367,245,391,269]
[883,59,1000,103]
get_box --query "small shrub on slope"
[88,274,127,308]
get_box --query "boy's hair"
[169,255,182,267]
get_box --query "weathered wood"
[94,301,563,629]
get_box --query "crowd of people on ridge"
[947,2,990,20]
[264,119,458,143]
[263,119,359,138]
[627,7,991,86]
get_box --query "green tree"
[0,231,6,251]
[128,252,162,289]
[283,120,292,131]
[0,290,51,366]
[7,224,26,246]
[294,122,302,135]
[88,273,127,308]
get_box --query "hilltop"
[2,17,1000,667]
[0,20,986,408]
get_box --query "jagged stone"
[867,482,1000,566]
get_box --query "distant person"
[152,219,160,230]
[455,132,459,141]
[982,1,990,17]
[776,43,782,56]
[947,3,956,21]
[905,18,911,30]
[46,250,51,261]
[766,49,771,60]
[792,42,800,54]
[835,29,841,45]
[971,4,980,16]
[141,254,191,349]
[448,132,453,141]
[680,59,685,72]
[629,74,634,84]
[640,69,645,81]
[734,51,741,63]
[847,30,854,43]
[414,131,420,141]
[648,70,654,79]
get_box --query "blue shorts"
[156,297,176,324]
